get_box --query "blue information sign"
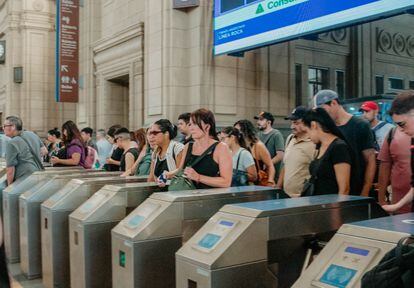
[213,0,414,55]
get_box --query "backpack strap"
[372,121,387,133]
[235,148,244,170]
[387,126,397,146]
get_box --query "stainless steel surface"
[111,186,284,288]
[292,213,414,288]
[2,168,85,263]
[69,182,164,288]
[19,171,120,279]
[175,195,387,288]
[41,176,147,288]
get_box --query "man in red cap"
[360,101,394,150]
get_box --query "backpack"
[84,146,98,169]
[361,237,414,288]
[372,121,387,151]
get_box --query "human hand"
[382,204,398,213]
[50,156,60,165]
[184,167,200,182]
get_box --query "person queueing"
[221,126,257,186]
[45,127,63,162]
[121,128,152,176]
[104,124,123,171]
[234,120,276,187]
[382,91,414,213]
[177,112,193,145]
[171,108,232,189]
[302,108,352,195]
[115,127,140,172]
[148,119,184,183]
[51,120,86,167]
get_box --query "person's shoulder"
[350,116,371,130]
[333,138,348,147]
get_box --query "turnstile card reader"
[176,195,387,288]
[293,213,414,288]
[2,167,85,263]
[41,176,147,288]
[111,185,286,288]
[19,171,120,279]
[69,182,165,288]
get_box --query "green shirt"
[258,129,284,180]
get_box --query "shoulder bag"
[231,148,249,187]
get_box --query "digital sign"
[213,0,414,55]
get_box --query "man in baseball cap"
[254,111,284,182]
[360,101,394,150]
[276,106,316,197]
[313,89,376,197]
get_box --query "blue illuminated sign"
[198,233,221,249]
[345,246,370,257]
[319,264,357,288]
[213,0,414,55]
[219,220,234,227]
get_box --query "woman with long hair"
[302,108,352,195]
[221,126,257,186]
[171,108,232,189]
[51,120,86,167]
[147,119,184,183]
[234,120,275,187]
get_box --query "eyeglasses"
[395,121,407,128]
[148,131,163,136]
[2,124,13,129]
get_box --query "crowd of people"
[1,89,414,286]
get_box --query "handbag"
[232,149,249,187]
[301,149,321,197]
[252,144,270,186]
[18,134,45,171]
[361,237,414,288]
[169,142,218,191]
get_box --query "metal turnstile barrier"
[111,186,287,288]
[19,171,121,279]
[69,182,165,288]
[293,213,414,288]
[2,167,84,263]
[175,195,387,288]
[41,176,147,288]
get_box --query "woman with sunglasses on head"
[51,120,86,167]
[234,120,275,187]
[302,108,352,195]
[171,109,232,189]
[114,128,140,172]
[147,119,184,184]
[221,126,257,186]
[103,124,123,171]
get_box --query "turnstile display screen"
[345,246,370,257]
[127,215,145,228]
[319,264,357,288]
[198,233,221,249]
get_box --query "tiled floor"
[8,263,44,288]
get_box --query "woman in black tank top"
[173,109,232,189]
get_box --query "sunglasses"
[148,130,163,136]
[395,121,407,128]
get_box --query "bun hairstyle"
[48,127,61,138]
[154,119,177,140]
[222,126,247,149]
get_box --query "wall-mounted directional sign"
[56,0,79,102]
[213,0,414,55]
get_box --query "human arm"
[334,163,351,195]
[51,152,81,166]
[147,154,156,182]
[360,148,376,197]
[124,152,135,173]
[106,158,120,166]
[383,188,413,213]
[246,164,258,182]
[377,162,391,205]
[6,166,15,185]
[40,146,48,157]
[276,167,285,189]
[184,142,232,187]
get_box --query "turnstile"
[19,171,121,279]
[0,172,7,217]
[69,182,165,288]
[293,213,414,288]
[41,176,147,288]
[111,186,286,288]
[175,195,388,288]
[2,167,84,263]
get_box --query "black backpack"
[361,237,414,288]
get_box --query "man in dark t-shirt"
[382,91,414,213]
[314,90,376,196]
